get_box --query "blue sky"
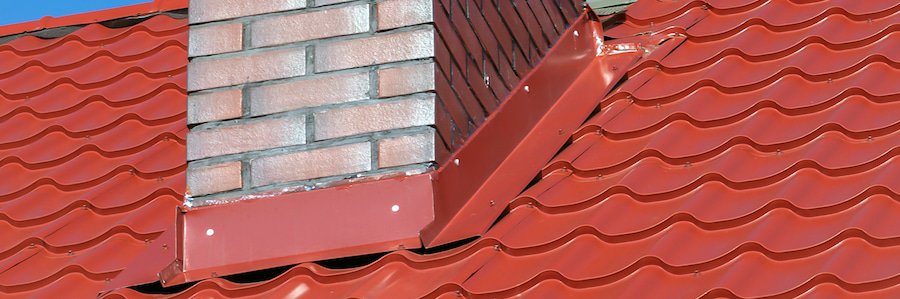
[0,0,149,26]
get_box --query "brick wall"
[186,0,581,204]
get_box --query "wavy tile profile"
[0,15,186,298]
[104,0,897,298]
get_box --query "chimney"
[185,0,582,204]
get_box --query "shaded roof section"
[0,11,187,298]
[112,0,900,297]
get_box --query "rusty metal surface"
[112,0,900,297]
[159,173,436,286]
[0,12,187,298]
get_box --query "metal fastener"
[524,85,530,93]
[391,204,400,212]
[489,200,495,207]
[206,228,215,236]
[574,30,579,37]
[453,158,460,166]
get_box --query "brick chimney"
[185,0,581,204]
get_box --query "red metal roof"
[112,0,899,297]
[0,0,187,37]
[0,11,187,298]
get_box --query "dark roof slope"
[117,0,899,297]
[0,14,187,297]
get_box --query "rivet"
[489,200,495,207]
[162,244,168,250]
[67,250,74,256]
[655,103,661,109]
[105,278,111,283]
[827,78,833,84]
[693,270,701,277]
[128,169,135,175]
[867,18,872,24]
[206,228,215,236]
[398,244,406,250]
[655,64,662,71]
[493,245,501,251]
[455,290,463,297]
[144,239,151,244]
[867,135,873,142]
[527,202,535,208]
[211,272,218,278]
[597,174,603,180]
[28,243,35,249]
[524,85,530,93]
[684,162,692,168]
[453,158,460,166]
[558,129,564,135]
[775,149,782,156]
[81,204,88,210]
[574,30,579,37]
[167,74,173,78]
[391,204,400,212]
[650,22,655,27]
[701,4,709,10]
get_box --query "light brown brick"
[315,28,434,72]
[187,115,306,160]
[188,89,243,124]
[188,48,306,91]
[378,130,435,168]
[377,0,433,31]
[378,62,434,97]
[187,161,243,196]
[189,22,243,57]
[314,95,434,140]
[250,4,370,48]
[251,142,371,186]
[189,0,307,23]
[249,72,369,116]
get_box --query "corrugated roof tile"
[120,0,899,297]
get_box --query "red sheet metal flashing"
[422,11,641,247]
[159,173,435,286]
[0,0,187,37]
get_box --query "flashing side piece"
[159,174,434,286]
[422,11,643,247]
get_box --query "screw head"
[391,204,400,212]
[206,228,215,236]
